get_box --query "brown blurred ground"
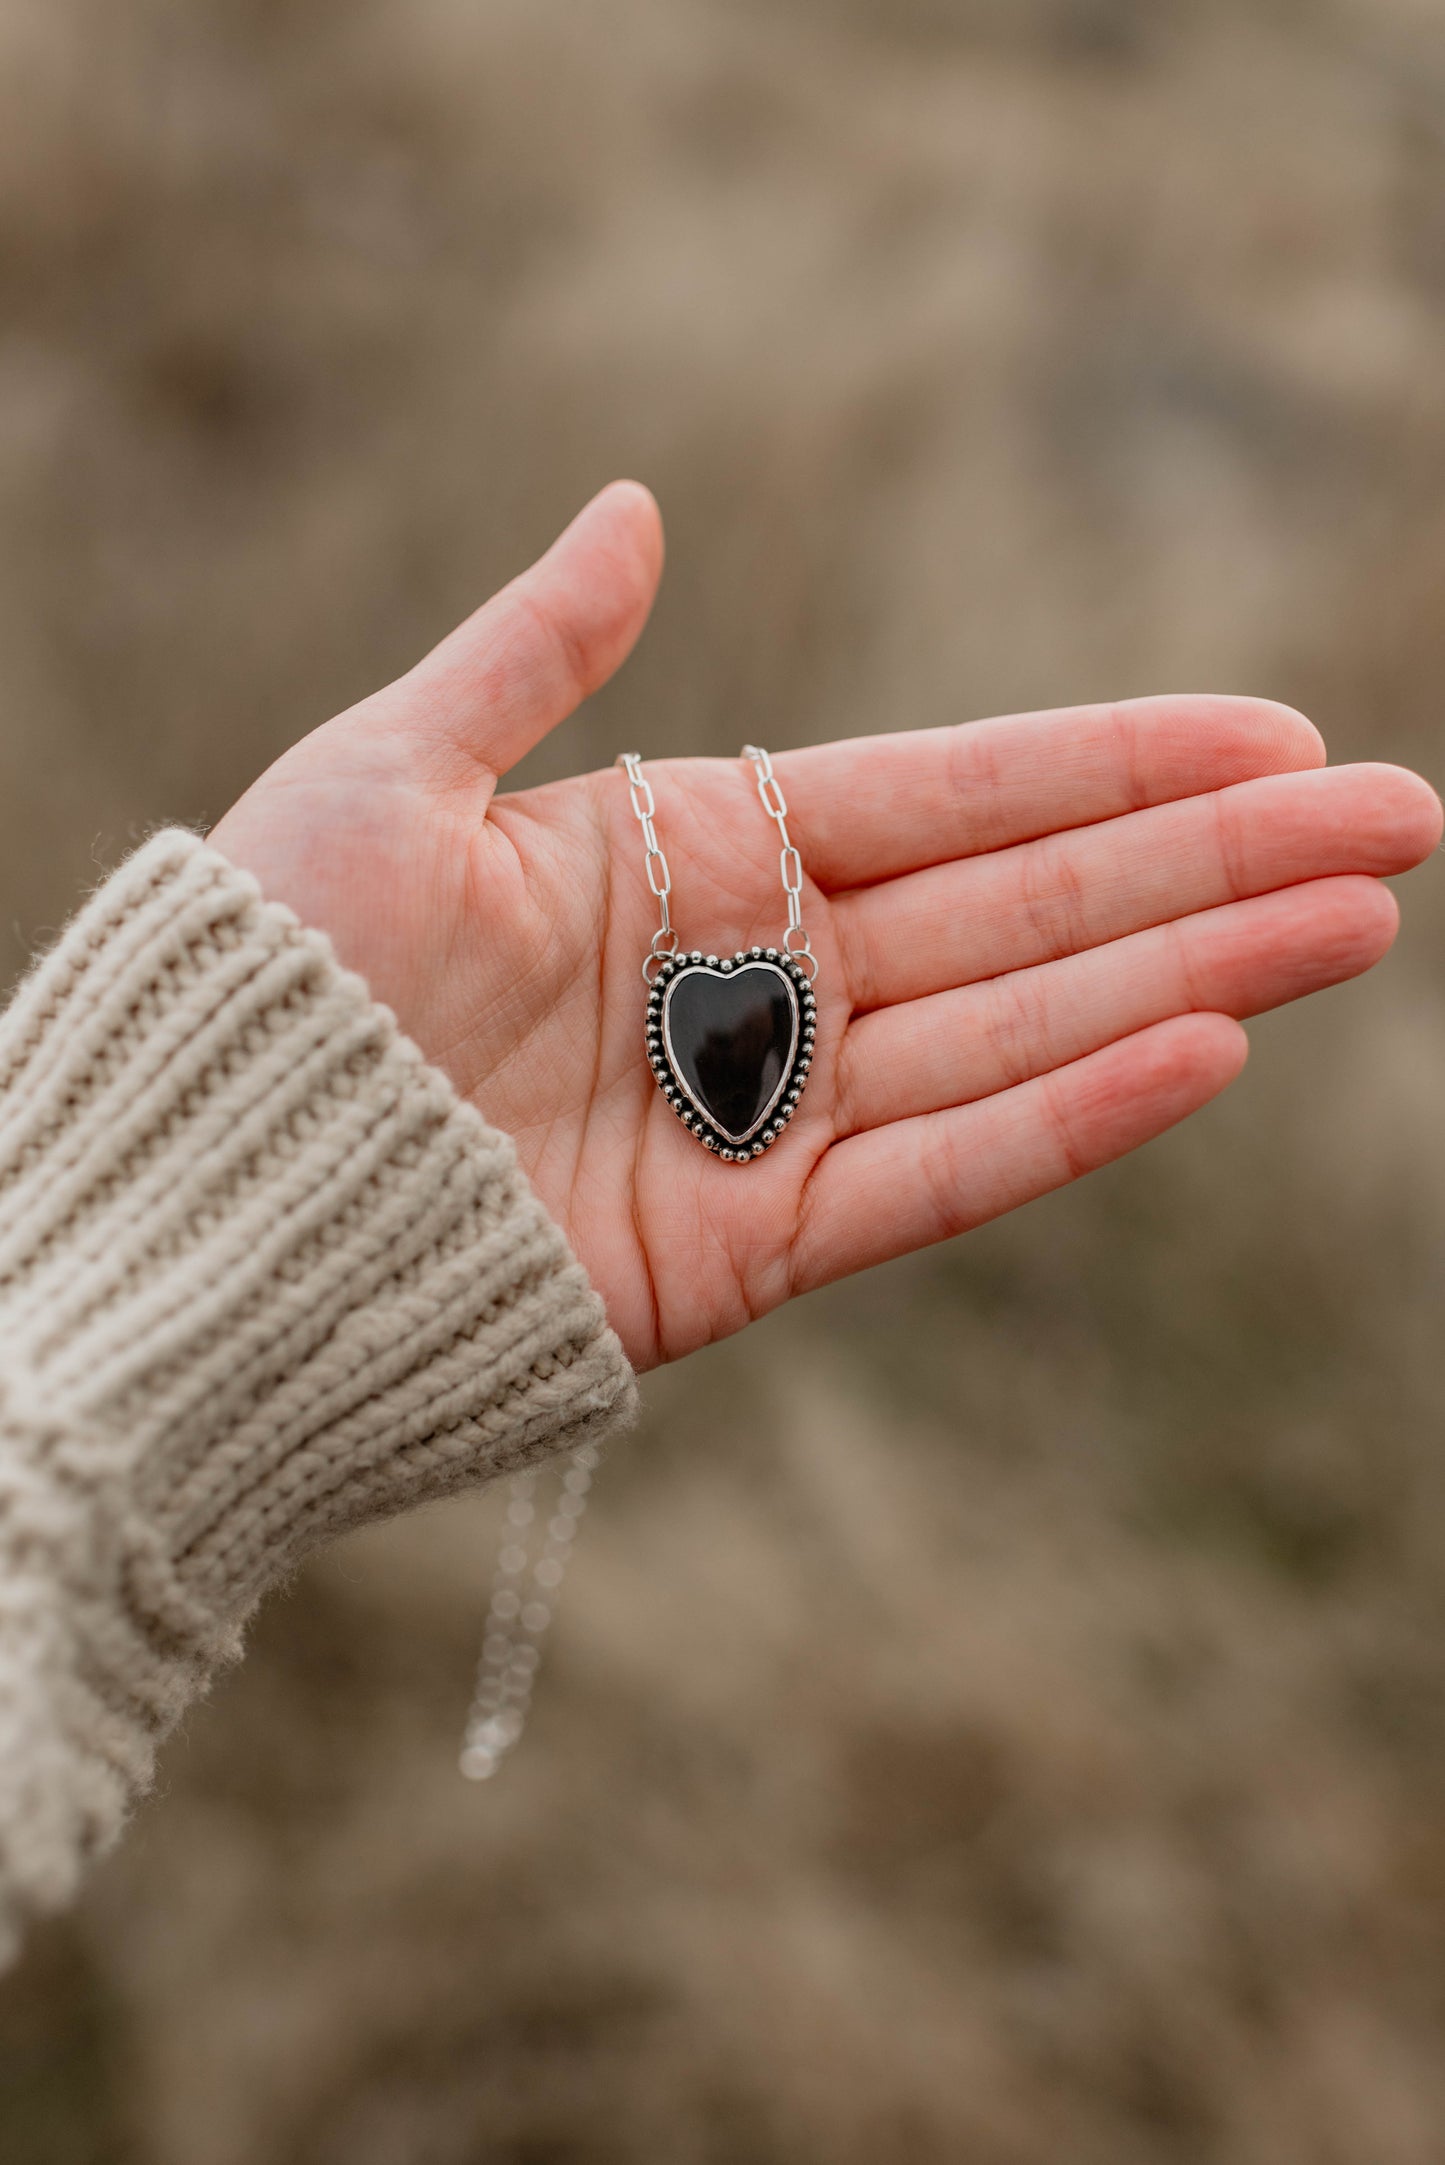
[4,2,1445,2160]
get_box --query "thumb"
[396,479,665,779]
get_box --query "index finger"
[774,695,1325,893]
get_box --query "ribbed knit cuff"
[0,828,636,1957]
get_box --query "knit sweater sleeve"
[0,828,636,1963]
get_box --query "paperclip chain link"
[741,743,817,975]
[618,751,679,981]
[458,1442,601,1781]
[618,746,818,983]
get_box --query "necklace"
[622,743,819,1160]
[457,1442,599,1781]
[459,746,818,1781]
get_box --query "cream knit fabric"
[0,829,636,1964]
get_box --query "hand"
[210,483,1442,1369]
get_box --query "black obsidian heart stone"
[663,961,799,1144]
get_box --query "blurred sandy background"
[4,1,1445,2159]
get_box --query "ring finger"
[834,874,1398,1139]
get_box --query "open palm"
[210,484,1442,1370]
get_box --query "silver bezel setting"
[647,948,817,1161]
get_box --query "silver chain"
[741,744,816,970]
[460,744,814,1784]
[618,750,679,979]
[458,1442,600,1781]
[618,745,817,982]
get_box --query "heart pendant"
[646,948,817,1161]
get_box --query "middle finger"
[832,762,1439,1011]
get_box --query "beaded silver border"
[646,948,817,1161]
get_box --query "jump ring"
[643,927,680,985]
[782,926,818,977]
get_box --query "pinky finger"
[792,1013,1248,1292]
